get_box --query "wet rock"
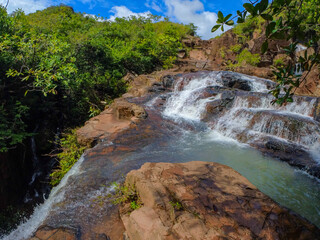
[315,98,320,122]
[76,99,147,146]
[253,136,319,175]
[33,226,76,240]
[114,99,147,120]
[120,162,320,240]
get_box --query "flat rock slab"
[121,161,320,240]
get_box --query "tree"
[212,0,320,105]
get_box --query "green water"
[132,129,320,227]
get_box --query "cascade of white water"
[2,155,86,240]
[240,75,274,93]
[214,108,320,147]
[163,72,320,160]
[233,95,317,117]
[163,72,223,121]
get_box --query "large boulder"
[120,162,320,240]
[76,99,147,147]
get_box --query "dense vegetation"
[0,5,195,153]
[213,0,320,104]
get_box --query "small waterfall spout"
[294,63,303,76]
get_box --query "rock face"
[76,99,147,147]
[120,162,320,240]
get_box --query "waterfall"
[2,155,86,240]
[296,44,307,53]
[163,71,320,161]
[163,72,224,121]
[295,63,303,76]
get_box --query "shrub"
[273,57,285,67]
[50,129,86,186]
[230,44,242,54]
[233,16,265,38]
[219,47,226,59]
[236,48,260,66]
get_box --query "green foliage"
[111,183,142,211]
[219,47,226,59]
[0,101,30,152]
[233,16,265,39]
[237,48,260,66]
[50,129,86,186]
[0,6,193,152]
[230,44,242,54]
[213,0,320,105]
[273,57,285,67]
[170,200,183,211]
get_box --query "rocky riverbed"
[3,70,320,240]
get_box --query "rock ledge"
[120,161,320,240]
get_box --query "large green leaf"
[266,21,276,36]
[261,14,273,21]
[218,11,223,21]
[225,20,234,26]
[224,14,232,22]
[243,3,255,15]
[211,24,221,32]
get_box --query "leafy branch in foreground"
[212,0,320,105]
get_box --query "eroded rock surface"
[120,162,320,240]
[76,99,147,147]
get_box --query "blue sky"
[4,0,245,39]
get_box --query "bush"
[219,47,226,59]
[236,48,260,66]
[233,16,265,39]
[50,129,86,186]
[230,44,242,54]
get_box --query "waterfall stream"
[2,71,320,239]
[2,156,86,240]
[163,71,320,161]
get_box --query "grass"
[111,182,142,211]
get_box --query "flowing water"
[163,71,320,160]
[2,71,320,239]
[2,156,86,240]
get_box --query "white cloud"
[6,0,51,14]
[164,0,231,40]
[108,6,151,21]
[145,0,162,12]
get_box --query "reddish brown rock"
[32,226,76,240]
[120,162,320,240]
[296,66,320,97]
[76,99,147,146]
[189,49,209,61]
